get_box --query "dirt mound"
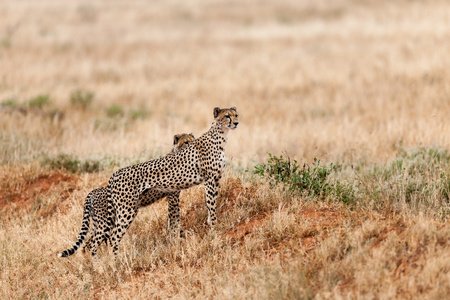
[300,208,344,229]
[0,171,79,214]
[224,212,267,240]
[224,207,346,249]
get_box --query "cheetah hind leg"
[84,209,113,256]
[167,191,183,238]
[81,216,99,255]
[82,236,93,253]
[80,199,105,255]
[109,202,139,254]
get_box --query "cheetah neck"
[208,122,229,147]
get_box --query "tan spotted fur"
[58,133,195,257]
[87,107,239,255]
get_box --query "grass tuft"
[70,89,94,110]
[128,106,152,121]
[41,153,101,173]
[1,98,18,108]
[27,94,51,109]
[106,104,125,118]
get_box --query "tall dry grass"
[1,0,450,299]
[0,165,448,299]
[1,0,449,166]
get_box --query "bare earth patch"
[0,169,79,216]
[224,212,267,240]
[298,208,346,250]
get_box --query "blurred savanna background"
[1,0,449,299]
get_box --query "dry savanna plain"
[1,0,450,299]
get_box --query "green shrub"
[253,153,357,204]
[1,98,18,108]
[330,179,356,205]
[106,104,124,118]
[42,154,100,173]
[94,118,130,132]
[128,107,152,120]
[1,38,11,48]
[70,89,94,110]
[28,95,50,109]
[254,153,335,198]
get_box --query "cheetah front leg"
[167,191,182,237]
[204,177,219,226]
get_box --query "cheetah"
[58,133,195,257]
[87,106,239,255]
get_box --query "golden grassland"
[1,0,449,299]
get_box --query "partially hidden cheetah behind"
[87,106,239,255]
[58,133,195,257]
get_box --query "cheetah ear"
[213,107,221,118]
[189,132,195,139]
[230,106,237,111]
[173,134,180,145]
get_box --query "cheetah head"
[213,106,239,130]
[173,133,195,149]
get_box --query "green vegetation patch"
[106,104,125,118]
[70,89,94,110]
[41,153,102,173]
[1,98,18,108]
[27,94,51,109]
[253,147,450,217]
[359,147,450,219]
[253,153,341,200]
[128,106,152,120]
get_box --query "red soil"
[0,171,78,213]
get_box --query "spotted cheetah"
[87,106,239,255]
[58,133,195,257]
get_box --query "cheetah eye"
[226,115,231,119]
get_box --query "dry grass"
[2,0,450,165]
[1,0,450,299]
[1,167,448,299]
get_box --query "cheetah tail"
[58,191,94,257]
